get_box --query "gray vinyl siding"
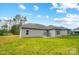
[55,30,68,37]
[20,29,69,37]
[49,30,56,37]
[20,29,47,37]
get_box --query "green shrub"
[10,25,20,35]
[0,29,12,36]
[0,32,4,36]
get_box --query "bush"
[0,30,12,36]
[0,32,4,36]
[0,30,7,36]
[10,25,20,35]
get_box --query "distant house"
[73,27,79,35]
[20,23,70,37]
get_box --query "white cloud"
[37,15,49,19]
[50,3,58,10]
[37,15,41,18]
[51,3,59,8]
[66,14,79,18]
[50,3,66,13]
[33,5,39,11]
[51,3,79,13]
[53,14,79,29]
[56,9,66,13]
[0,17,8,26]
[0,17,10,20]
[60,3,78,9]
[45,15,49,18]
[51,3,79,9]
[24,13,32,16]
[19,4,26,10]
[54,14,79,22]
[3,17,9,20]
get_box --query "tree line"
[0,14,27,36]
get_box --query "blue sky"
[0,3,79,29]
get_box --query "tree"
[10,25,20,35]
[1,24,8,30]
[10,14,27,35]
[14,14,27,25]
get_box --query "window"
[44,30,50,36]
[75,32,79,35]
[26,30,29,35]
[56,31,60,35]
[67,30,70,34]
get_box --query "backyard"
[0,35,79,55]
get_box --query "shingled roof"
[21,23,69,30]
[21,23,47,30]
[74,27,79,30]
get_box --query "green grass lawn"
[0,35,79,55]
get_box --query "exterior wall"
[20,29,47,37]
[55,30,68,37]
[72,30,79,35]
[49,30,56,37]
[49,30,69,37]
[20,28,69,37]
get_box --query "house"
[72,27,79,35]
[20,23,70,37]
